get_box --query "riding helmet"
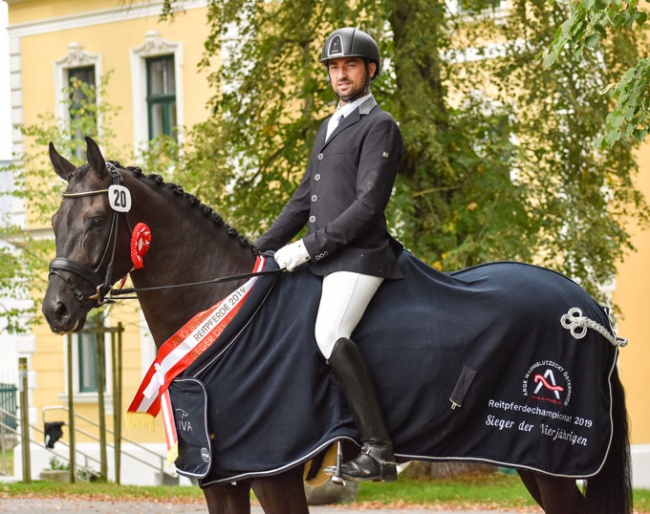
[320,27,381,78]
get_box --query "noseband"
[49,163,126,306]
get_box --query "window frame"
[54,43,101,139]
[131,31,184,153]
[146,55,177,140]
[76,328,103,393]
[59,320,113,409]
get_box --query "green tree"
[160,0,647,301]
[544,0,650,147]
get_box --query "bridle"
[49,162,127,306]
[48,163,282,308]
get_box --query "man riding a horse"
[256,27,403,483]
[42,28,632,514]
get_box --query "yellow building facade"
[614,142,650,484]
[3,0,649,487]
[5,0,214,483]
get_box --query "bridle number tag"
[109,185,132,212]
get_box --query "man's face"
[327,57,376,104]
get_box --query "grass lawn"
[356,473,650,512]
[1,471,649,512]
[356,472,539,510]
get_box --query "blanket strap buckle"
[449,365,477,411]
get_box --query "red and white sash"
[127,256,266,464]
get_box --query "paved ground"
[0,497,535,513]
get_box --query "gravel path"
[0,497,537,513]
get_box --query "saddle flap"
[169,377,212,478]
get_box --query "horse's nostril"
[54,301,68,319]
[43,297,69,326]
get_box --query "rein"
[108,267,281,299]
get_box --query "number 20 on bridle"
[108,184,132,212]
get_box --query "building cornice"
[7,0,208,38]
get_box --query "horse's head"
[42,137,133,333]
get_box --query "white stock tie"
[326,114,344,141]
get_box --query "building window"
[76,317,106,393]
[131,31,184,152]
[68,66,97,158]
[54,43,102,159]
[68,66,96,116]
[77,331,100,392]
[59,315,112,406]
[146,56,177,139]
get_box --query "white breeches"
[314,271,384,360]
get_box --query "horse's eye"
[89,216,107,229]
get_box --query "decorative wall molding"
[55,41,98,69]
[7,0,208,39]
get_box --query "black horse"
[42,138,632,514]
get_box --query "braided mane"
[128,165,253,249]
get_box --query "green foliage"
[0,233,32,333]
[601,57,650,147]
[357,471,538,508]
[544,0,650,148]
[159,0,646,303]
[45,456,70,471]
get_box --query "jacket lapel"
[319,96,377,151]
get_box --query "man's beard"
[335,82,366,103]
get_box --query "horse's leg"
[203,481,252,514]
[250,465,309,514]
[533,474,585,514]
[517,470,544,509]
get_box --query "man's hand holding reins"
[274,239,310,272]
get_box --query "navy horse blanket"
[168,252,621,486]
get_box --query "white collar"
[336,94,375,119]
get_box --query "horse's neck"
[126,181,257,347]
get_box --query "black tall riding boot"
[324,337,397,482]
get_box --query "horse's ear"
[49,142,77,182]
[85,137,107,178]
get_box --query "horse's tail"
[583,366,632,514]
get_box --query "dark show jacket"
[256,95,404,279]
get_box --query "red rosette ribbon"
[130,222,151,270]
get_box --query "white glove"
[274,239,310,272]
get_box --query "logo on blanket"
[522,360,572,407]
[175,408,193,432]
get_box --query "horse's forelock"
[68,163,91,182]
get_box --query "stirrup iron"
[330,440,346,487]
